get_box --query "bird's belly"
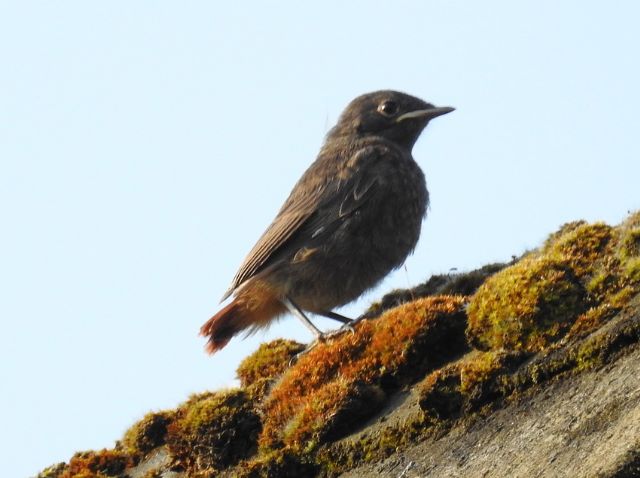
[282,193,426,312]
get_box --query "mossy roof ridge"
[335,301,640,477]
[321,291,640,477]
[37,211,640,478]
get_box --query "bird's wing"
[222,144,387,300]
[222,194,319,301]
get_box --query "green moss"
[619,229,640,260]
[467,256,585,352]
[234,448,318,478]
[545,222,614,278]
[418,364,463,419]
[237,339,306,388]
[316,413,434,476]
[623,258,640,283]
[36,463,67,478]
[418,350,526,419]
[245,377,277,403]
[166,389,261,474]
[460,351,506,394]
[567,304,619,338]
[617,211,640,260]
[586,267,617,299]
[121,410,173,458]
[575,336,607,371]
[573,311,640,372]
[578,216,640,317]
[466,220,636,352]
[542,220,587,250]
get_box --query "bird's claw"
[290,341,319,365]
[322,317,365,340]
[335,322,356,335]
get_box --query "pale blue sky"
[1,2,639,477]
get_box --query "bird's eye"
[378,100,398,117]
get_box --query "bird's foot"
[287,315,369,365]
[321,315,367,340]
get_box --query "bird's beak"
[396,106,455,123]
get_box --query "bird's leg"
[281,297,324,339]
[318,310,367,336]
[281,299,366,365]
[317,310,353,324]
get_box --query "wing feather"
[221,182,329,300]
[222,144,391,300]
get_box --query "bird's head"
[330,90,454,150]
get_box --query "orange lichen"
[260,296,467,450]
[59,449,133,478]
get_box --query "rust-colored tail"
[200,283,286,354]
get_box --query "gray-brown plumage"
[201,90,454,353]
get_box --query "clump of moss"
[417,363,463,419]
[418,350,526,419]
[233,448,318,478]
[260,296,467,451]
[544,222,614,278]
[166,389,261,474]
[618,214,640,284]
[542,220,587,249]
[567,303,619,338]
[245,377,277,403]
[317,413,434,476]
[121,410,174,458]
[282,379,386,447]
[465,217,640,352]
[237,339,306,387]
[467,256,585,352]
[619,228,640,260]
[623,259,640,284]
[572,310,640,372]
[58,449,133,478]
[36,463,66,478]
[459,351,514,395]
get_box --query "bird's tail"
[200,283,286,354]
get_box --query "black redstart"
[201,90,454,353]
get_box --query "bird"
[201,90,454,354]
